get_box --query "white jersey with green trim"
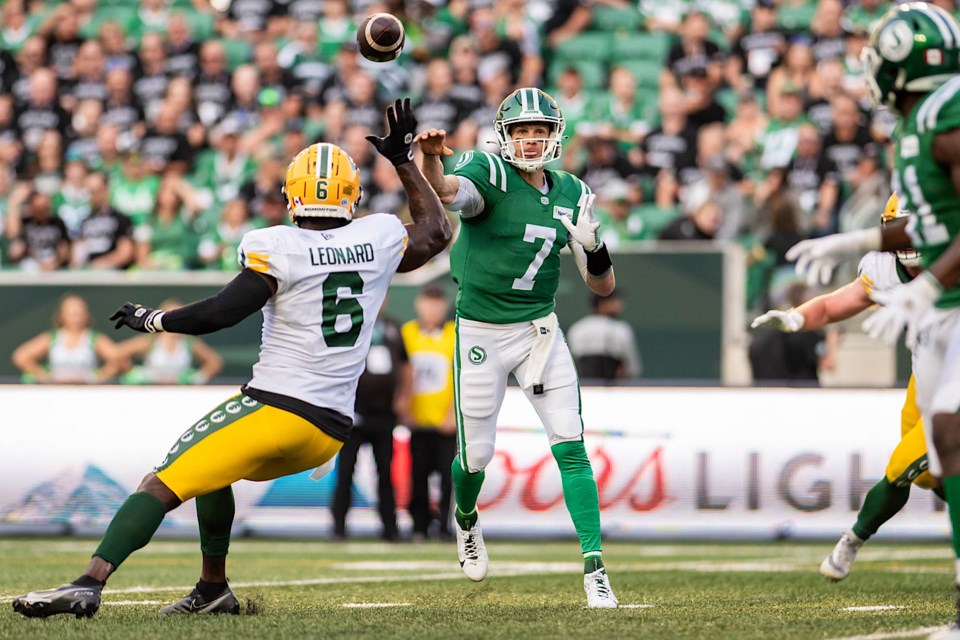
[237,215,408,416]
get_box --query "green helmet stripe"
[317,144,329,179]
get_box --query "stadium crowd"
[0,0,916,306]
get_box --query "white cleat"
[584,568,619,609]
[456,521,488,582]
[819,530,865,582]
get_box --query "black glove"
[366,97,417,166]
[110,302,164,333]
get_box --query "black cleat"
[160,585,240,615]
[12,583,101,619]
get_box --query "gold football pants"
[155,393,342,501]
[886,375,936,490]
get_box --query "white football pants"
[453,315,583,473]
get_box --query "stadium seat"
[553,32,612,64]
[634,204,681,240]
[615,59,662,91]
[82,6,136,39]
[220,38,253,71]
[591,5,643,33]
[548,59,606,90]
[777,2,817,33]
[178,9,215,40]
[611,32,672,64]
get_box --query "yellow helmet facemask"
[283,143,362,222]
[881,192,921,268]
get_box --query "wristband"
[585,243,612,276]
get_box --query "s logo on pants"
[468,346,486,365]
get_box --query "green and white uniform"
[891,78,960,476]
[449,149,592,472]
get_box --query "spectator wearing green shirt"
[52,158,90,237]
[110,152,160,228]
[193,119,257,208]
[1,0,35,53]
[133,177,201,270]
[760,83,810,171]
[197,199,259,271]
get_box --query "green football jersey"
[892,76,960,309]
[450,150,592,323]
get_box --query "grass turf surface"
[0,538,956,639]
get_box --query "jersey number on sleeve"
[512,224,556,291]
[322,271,364,347]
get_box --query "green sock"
[584,555,605,574]
[93,492,167,567]
[942,475,960,559]
[851,477,911,541]
[552,441,602,557]
[452,457,484,528]
[197,486,235,557]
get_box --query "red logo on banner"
[478,446,666,512]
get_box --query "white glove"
[750,309,805,332]
[862,271,942,349]
[560,193,602,252]
[785,228,882,286]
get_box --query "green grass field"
[0,537,957,640]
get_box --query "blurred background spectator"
[118,299,223,384]
[567,289,641,381]
[401,283,456,542]
[11,293,124,383]
[332,303,410,542]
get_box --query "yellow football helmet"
[881,192,921,268]
[282,143,362,222]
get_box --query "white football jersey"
[857,251,909,298]
[237,214,408,417]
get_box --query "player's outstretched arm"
[751,280,871,332]
[110,269,277,335]
[366,98,452,273]
[414,129,459,204]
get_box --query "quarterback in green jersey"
[415,87,619,608]
[787,4,960,635]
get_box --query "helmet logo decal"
[878,20,915,62]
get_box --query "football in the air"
[357,13,405,62]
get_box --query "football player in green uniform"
[786,4,960,635]
[414,87,619,608]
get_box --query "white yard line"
[842,606,906,612]
[825,626,946,640]
[102,601,166,606]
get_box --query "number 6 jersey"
[237,214,408,424]
[451,150,592,324]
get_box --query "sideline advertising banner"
[0,386,945,540]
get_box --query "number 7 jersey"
[237,214,408,418]
[451,150,593,323]
[892,77,960,309]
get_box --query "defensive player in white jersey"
[12,99,452,619]
[415,88,619,608]
[752,194,933,582]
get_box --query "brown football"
[356,13,405,62]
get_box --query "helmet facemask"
[881,192,921,268]
[493,88,565,172]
